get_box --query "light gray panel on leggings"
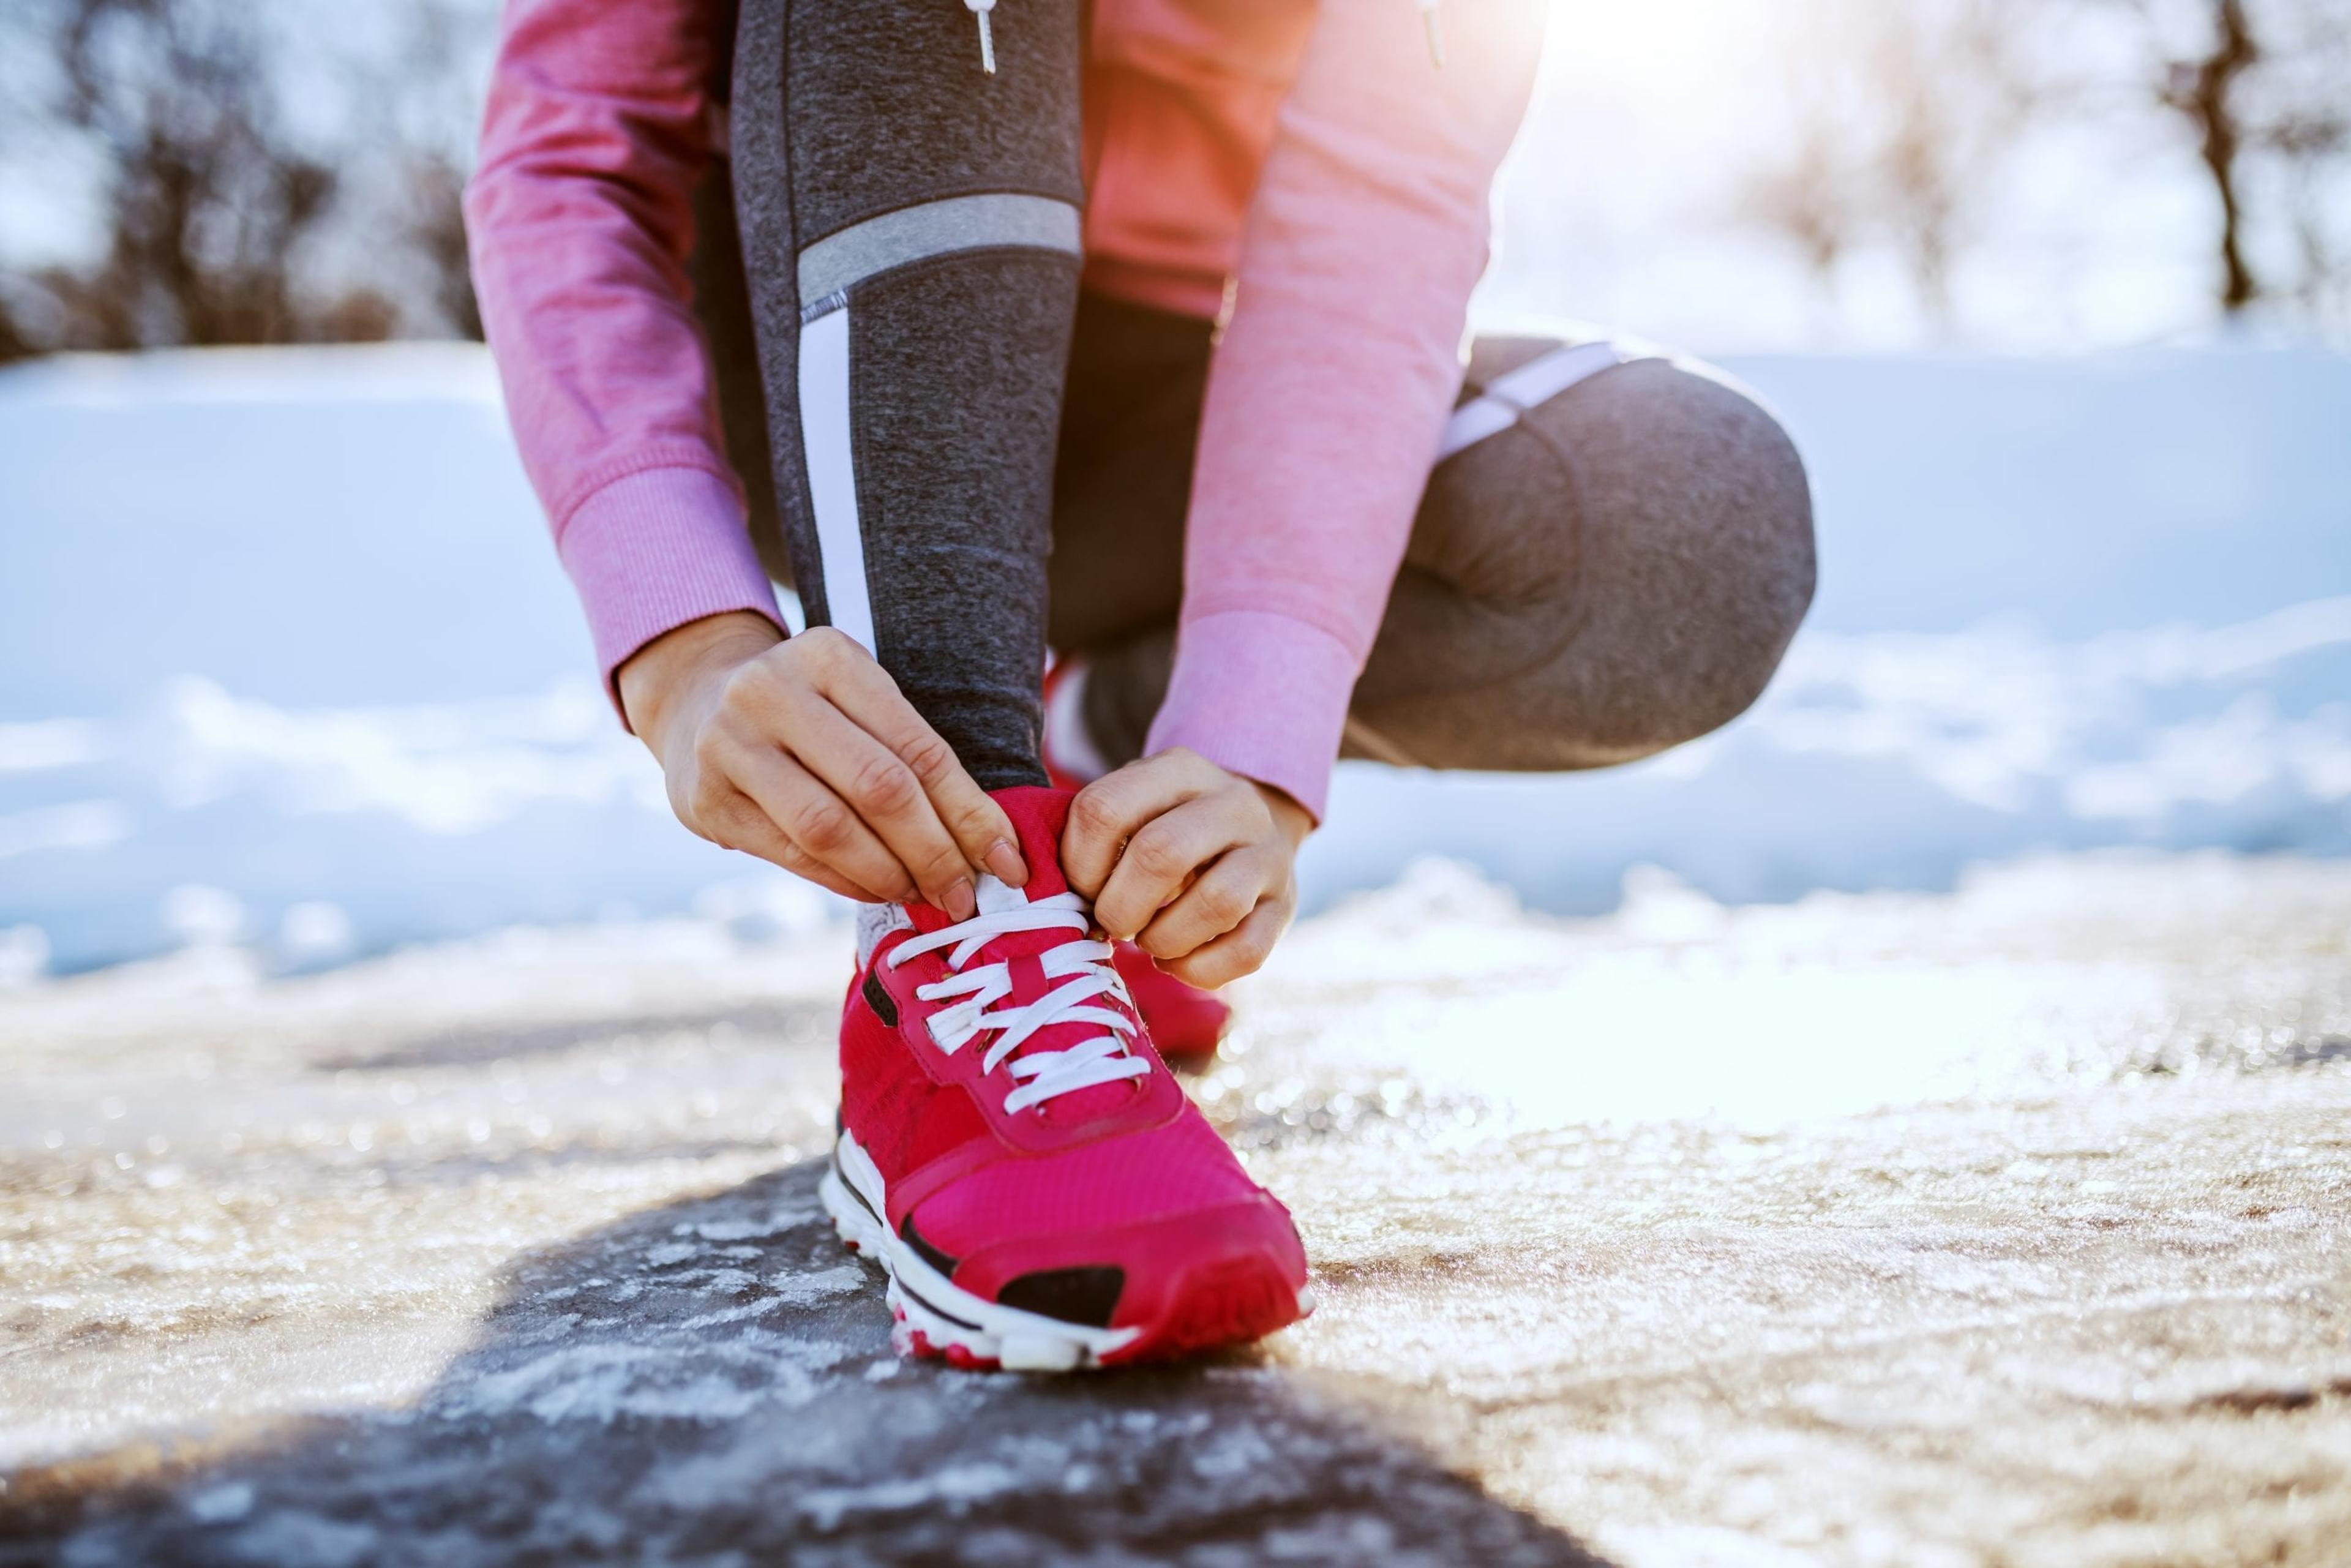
[796,193,1082,303]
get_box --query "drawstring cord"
[964,0,996,73]
[961,1,1440,77]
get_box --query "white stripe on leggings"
[1438,340,1637,461]
[797,302,876,654]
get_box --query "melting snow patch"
[688,1267,760,1296]
[186,1482,255,1523]
[799,1463,1021,1531]
[765,1264,868,1306]
[675,1218,778,1243]
[225,1512,381,1568]
[444,1340,838,1424]
[676,1301,781,1330]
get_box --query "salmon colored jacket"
[466,0,1546,818]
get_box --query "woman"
[467,0,1814,1368]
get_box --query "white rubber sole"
[820,1129,1143,1372]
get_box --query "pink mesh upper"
[841,787,1274,1262]
[909,1107,1264,1258]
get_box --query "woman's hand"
[1060,748,1313,989]
[618,612,1027,915]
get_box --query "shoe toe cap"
[951,1194,1307,1349]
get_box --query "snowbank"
[2,344,2346,974]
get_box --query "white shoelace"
[885,891,1150,1114]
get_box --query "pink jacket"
[467,0,1544,818]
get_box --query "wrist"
[1250,779,1314,851]
[617,611,784,754]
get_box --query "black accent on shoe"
[896,1276,982,1331]
[996,1266,1124,1328]
[862,971,899,1027]
[834,1153,882,1224]
[899,1213,959,1278]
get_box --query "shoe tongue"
[898,786,1142,1125]
[902,784,1073,938]
[991,784,1073,901]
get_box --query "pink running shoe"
[1041,658,1233,1068]
[820,786,1310,1371]
[1111,942,1232,1070]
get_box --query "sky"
[1474,0,2333,351]
[4,0,2344,356]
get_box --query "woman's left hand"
[1060,748,1313,989]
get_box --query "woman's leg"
[1057,326,1818,775]
[726,0,1084,790]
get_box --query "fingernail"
[984,839,1027,887]
[944,879,976,921]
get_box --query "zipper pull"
[1417,0,1445,68]
[965,0,997,74]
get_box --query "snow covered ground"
[2,343,2347,975]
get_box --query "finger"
[1062,749,1221,899]
[1161,895,1292,990]
[781,689,981,918]
[820,653,1027,888]
[696,784,889,902]
[726,744,920,906]
[1134,847,1273,961]
[1094,793,1253,942]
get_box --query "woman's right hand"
[617,612,1027,917]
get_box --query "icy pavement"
[3,853,2349,1566]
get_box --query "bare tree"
[2162,0,2263,307]
[1,0,372,354]
[0,0,489,362]
[405,153,485,341]
[1738,0,2042,331]
[1738,0,2350,334]
[1738,124,1867,312]
[363,0,494,340]
[1870,1,2043,321]
[2096,0,2349,314]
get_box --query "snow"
[2,343,2347,977]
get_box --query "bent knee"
[1511,357,1816,767]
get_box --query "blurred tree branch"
[0,0,488,362]
[1736,0,2350,332]
[2140,0,2350,313]
[2162,0,2263,307]
[1737,0,2043,332]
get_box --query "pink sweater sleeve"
[465,0,782,710]
[1143,0,1547,819]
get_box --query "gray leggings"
[702,0,1815,792]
